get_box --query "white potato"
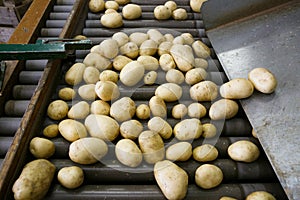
[47,100,68,120]
[122,4,142,20]
[195,164,223,189]
[192,40,211,59]
[136,104,151,119]
[172,104,187,119]
[170,44,195,71]
[129,32,148,47]
[173,36,184,44]
[115,139,143,167]
[43,124,59,138]
[220,78,254,99]
[114,0,130,5]
[248,67,277,94]
[105,8,117,14]
[195,57,208,69]
[174,118,202,140]
[144,71,157,85]
[83,66,100,84]
[101,12,123,28]
[166,142,192,161]
[59,119,88,142]
[120,61,145,86]
[159,53,176,71]
[209,99,239,120]
[181,33,194,45]
[120,119,143,140]
[164,1,177,12]
[99,70,118,83]
[252,129,258,138]
[90,44,103,55]
[105,1,119,10]
[119,42,139,59]
[147,29,165,44]
[155,83,182,102]
[172,8,188,20]
[220,197,238,200]
[65,63,85,86]
[57,166,84,189]
[110,97,136,122]
[58,87,76,100]
[112,32,129,47]
[137,55,159,71]
[78,84,97,100]
[185,68,207,85]
[29,137,55,159]
[202,123,217,138]
[166,69,185,84]
[113,55,132,71]
[99,39,119,59]
[83,52,112,70]
[228,140,260,162]
[246,191,276,200]
[193,144,218,162]
[95,81,120,101]
[89,0,105,12]
[190,81,218,101]
[90,100,110,115]
[164,33,174,42]
[154,5,172,20]
[187,102,206,118]
[158,41,173,55]
[149,95,167,118]
[190,0,207,12]
[68,101,90,119]
[148,116,172,139]
[139,39,158,56]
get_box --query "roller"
[49,13,70,20]
[19,71,43,84]
[25,60,48,71]
[0,117,22,136]
[46,20,67,28]
[4,100,30,117]
[0,137,13,157]
[13,85,38,100]
[53,5,73,12]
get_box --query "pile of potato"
[154,1,188,20]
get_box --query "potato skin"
[136,104,151,119]
[65,63,85,85]
[154,5,172,20]
[43,124,59,138]
[110,97,136,122]
[122,4,142,20]
[190,81,218,101]
[149,96,167,118]
[155,83,182,102]
[245,191,276,200]
[228,140,260,162]
[115,139,143,167]
[29,137,55,159]
[47,100,69,120]
[58,119,88,142]
[174,118,202,140]
[12,159,56,200]
[120,61,145,86]
[89,0,105,12]
[193,144,218,162]
[100,12,123,28]
[248,67,277,94]
[220,78,254,99]
[166,142,192,161]
[209,99,239,120]
[195,164,223,189]
[148,116,173,139]
[57,166,84,189]
[190,0,207,12]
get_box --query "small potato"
[155,83,182,102]
[43,124,59,138]
[136,104,150,119]
[90,100,110,115]
[181,33,194,45]
[83,52,112,70]
[122,4,142,20]
[65,63,85,86]
[115,139,143,167]
[190,81,218,101]
[120,61,145,86]
[59,119,88,142]
[112,32,129,47]
[99,39,119,59]
[95,81,120,101]
[195,164,223,189]
[248,67,277,94]
[119,42,139,59]
[228,140,260,162]
[47,100,68,120]
[193,144,218,162]
[209,99,239,120]
[137,55,159,71]
[69,137,108,164]
[195,58,208,69]
[164,33,174,42]
[139,39,158,56]
[110,97,136,122]
[129,32,148,47]
[57,166,84,189]
[147,29,165,44]
[187,102,206,118]
[192,40,211,59]
[114,0,130,5]
[220,197,238,200]
[154,160,188,200]
[78,84,97,100]
[190,0,207,13]
[105,1,119,10]
[166,142,192,161]
[172,104,187,119]
[149,95,167,118]
[12,159,55,200]
[105,8,117,14]
[144,71,157,85]
[154,5,172,20]
[89,0,105,12]
[252,129,258,138]
[246,191,276,200]
[220,78,254,99]
[170,44,195,71]
[99,70,118,83]
[68,101,90,119]
[185,68,207,85]
[83,66,100,84]
[120,119,143,140]
[202,123,217,138]
[138,130,165,164]
[172,8,188,20]
[166,69,185,84]
[101,12,123,28]
[159,53,176,71]
[58,87,76,100]
[158,41,173,55]
[90,44,103,54]
[174,118,202,140]
[113,55,132,71]
[73,35,87,40]
[148,116,172,139]
[173,36,184,44]
[164,1,177,12]
[29,137,55,159]
[85,114,120,141]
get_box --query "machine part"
[202,0,300,199]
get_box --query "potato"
[220,197,238,200]
[172,8,188,20]
[58,119,88,142]
[90,44,103,55]
[195,57,208,69]
[57,166,84,189]
[85,114,120,141]
[187,102,207,118]
[95,80,120,101]
[154,5,172,20]
[120,61,145,86]
[58,87,76,100]
[190,0,207,12]
[65,63,85,86]
[138,130,165,164]
[209,99,239,120]
[43,124,59,138]
[220,78,254,99]
[192,40,211,58]
[120,42,139,59]
[158,41,173,55]
[78,84,97,100]
[83,66,100,84]
[149,95,167,118]
[12,159,56,200]
[112,32,129,47]
[185,68,207,85]
[164,33,174,42]
[47,100,69,120]
[136,104,151,119]
[147,29,165,44]
[73,35,87,40]
[144,71,157,85]
[113,55,132,71]
[129,32,148,47]
[69,137,108,164]
[90,100,110,115]
[122,4,142,20]
[195,164,223,189]
[105,1,119,10]
[154,160,188,200]
[68,101,90,119]
[170,44,195,71]
[29,137,55,159]
[190,81,218,101]
[252,129,258,138]
[89,0,105,12]
[248,67,277,94]
[193,144,218,162]
[246,191,276,200]
[99,70,118,83]
[120,119,143,140]
[228,140,260,162]
[137,55,159,71]
[139,39,158,56]
[83,52,111,70]
[99,39,119,59]
[155,83,182,102]
[174,118,202,140]
[114,0,130,5]
[166,142,192,161]
[105,8,117,14]
[101,12,123,28]
[172,104,187,119]
[173,36,184,44]
[164,1,177,12]
[115,139,143,167]
[148,116,172,139]
[166,69,185,84]
[110,97,136,122]
[181,33,194,45]
[159,53,176,71]
[202,123,217,138]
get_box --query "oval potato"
[105,1,119,10]
[47,100,68,120]
[166,142,192,161]
[139,39,158,56]
[159,53,176,71]
[112,32,129,47]
[174,118,202,140]
[99,39,119,59]
[129,32,148,47]
[95,81,120,101]
[83,66,100,84]
[99,70,118,83]
[154,5,171,20]
[248,67,277,94]
[172,8,188,20]
[155,83,182,102]
[190,81,218,101]
[192,40,211,59]
[120,61,145,86]
[170,44,195,72]
[228,140,260,162]
[110,97,136,122]
[57,166,84,189]
[164,1,177,12]
[187,102,207,118]
[115,139,143,167]
[120,119,143,140]
[89,0,105,12]
[193,144,218,162]
[100,12,123,28]
[113,55,132,71]
[144,71,157,85]
[58,87,76,100]
[122,4,142,20]
[29,137,55,159]
[90,100,110,115]
[190,0,207,12]
[43,124,59,138]
[149,96,167,118]
[119,42,139,59]
[83,52,111,70]
[246,191,276,200]
[172,104,187,119]
[220,78,254,99]
[68,101,90,119]
[137,55,159,71]
[185,68,207,85]
[148,116,172,139]
[202,123,217,138]
[59,119,88,142]
[195,164,223,189]
[65,63,85,86]
[136,104,151,119]
[166,69,185,84]
[78,84,97,100]
[209,99,239,120]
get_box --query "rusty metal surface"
[202,1,300,199]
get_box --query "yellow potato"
[137,55,159,71]
[144,71,157,85]
[181,33,194,45]
[122,4,142,20]
[190,81,218,101]
[159,53,176,71]
[90,100,110,115]
[47,100,69,120]
[190,0,207,13]
[164,33,174,42]
[78,84,97,100]
[187,102,207,118]
[68,101,90,119]
[202,123,217,138]
[57,166,84,189]
[136,104,151,119]
[155,83,182,102]
[193,144,218,162]
[248,67,277,94]
[228,140,260,162]
[95,81,120,101]
[172,103,188,119]
[246,191,276,200]
[158,41,173,55]
[195,57,208,69]
[43,124,59,138]
[174,118,202,140]
[147,29,165,44]
[105,8,117,14]
[58,119,88,142]
[195,164,223,189]
[83,66,100,84]
[89,0,105,12]
[105,1,119,10]
[65,63,85,86]
[164,1,177,12]
[129,32,148,47]
[192,40,211,59]
[149,96,167,118]
[113,55,132,71]
[185,68,207,85]
[139,39,158,56]
[209,99,239,120]
[170,44,195,71]
[119,42,139,59]
[114,0,130,5]
[154,5,172,20]
[110,97,136,122]
[58,87,76,101]
[173,36,184,44]
[29,137,55,159]
[115,139,143,167]
[172,8,188,20]
[148,116,172,139]
[99,70,118,83]
[220,78,254,99]
[99,39,119,59]
[166,69,185,84]
[112,32,129,47]
[83,52,112,70]
[120,119,143,140]
[166,142,192,161]
[120,61,145,86]
[100,12,123,28]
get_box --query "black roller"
[24,60,48,71]
[13,85,38,100]
[46,20,67,28]
[0,137,13,157]
[19,71,43,84]
[49,12,70,20]
[52,5,73,12]
[4,100,30,117]
[0,117,22,136]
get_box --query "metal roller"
[49,13,70,20]
[131,0,190,5]
[4,100,29,117]
[13,85,38,100]
[0,137,13,157]
[19,71,43,84]
[52,5,73,12]
[0,117,22,136]
[24,60,48,71]
[46,20,67,28]
[56,0,76,4]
